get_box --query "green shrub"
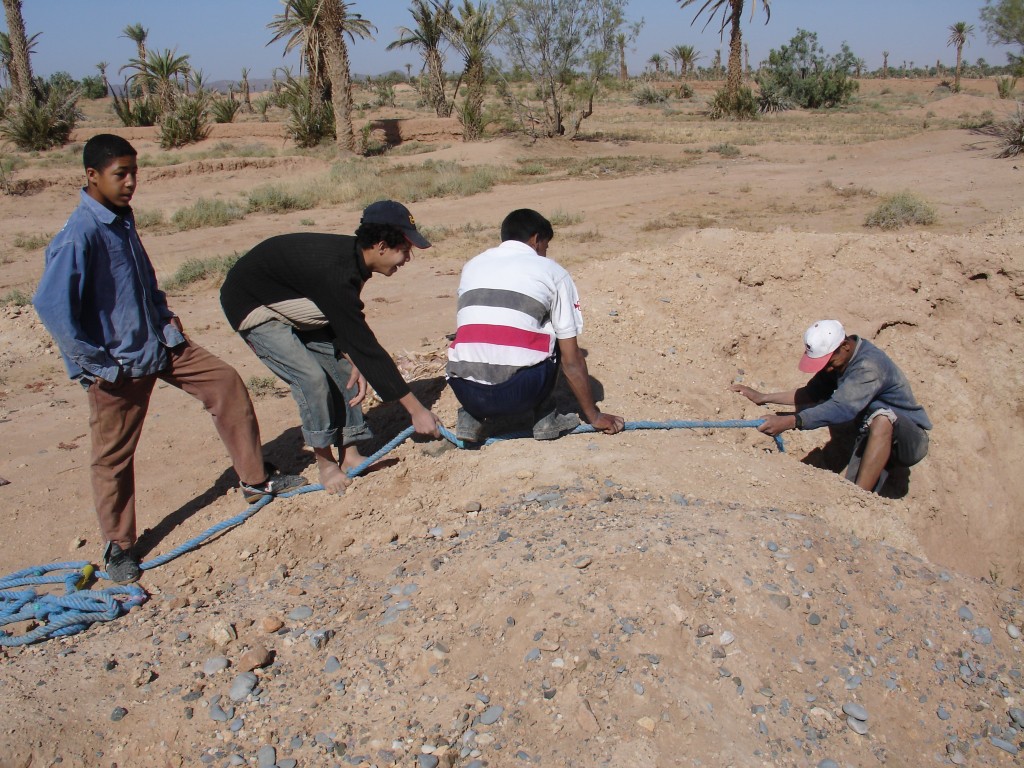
[548,210,583,226]
[865,192,937,230]
[633,85,668,105]
[13,232,50,249]
[277,75,335,148]
[0,288,31,307]
[132,209,165,229]
[210,97,241,124]
[677,82,695,99]
[170,198,245,230]
[708,86,758,120]
[111,93,159,127]
[162,252,243,291]
[972,104,1024,158]
[755,29,859,109]
[253,94,272,122]
[995,77,1017,100]
[158,94,211,149]
[0,84,81,150]
[247,185,313,213]
[79,75,107,99]
[710,143,741,157]
[374,79,396,107]
[958,110,995,129]
[757,82,794,114]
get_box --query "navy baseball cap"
[361,200,431,249]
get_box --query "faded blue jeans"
[241,320,372,449]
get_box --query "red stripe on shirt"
[451,324,551,353]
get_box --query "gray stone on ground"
[847,716,868,735]
[842,702,868,721]
[256,745,277,767]
[479,705,504,725]
[288,606,313,621]
[229,672,258,702]
[204,656,230,675]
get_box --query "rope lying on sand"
[0,419,781,647]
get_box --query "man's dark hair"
[83,134,137,172]
[500,209,554,244]
[355,223,408,250]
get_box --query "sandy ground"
[1,80,1023,767]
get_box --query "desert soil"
[1,80,1023,768]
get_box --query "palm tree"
[0,29,36,91]
[121,24,151,97]
[677,0,770,107]
[665,47,682,76]
[616,32,628,82]
[96,61,110,94]
[240,66,253,111]
[947,21,974,93]
[648,52,664,74]
[268,0,331,102]
[121,47,190,115]
[676,44,700,78]
[882,50,889,79]
[387,0,453,117]
[2,0,34,104]
[318,0,376,151]
[442,0,504,141]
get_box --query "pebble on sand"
[260,616,284,633]
[238,644,273,672]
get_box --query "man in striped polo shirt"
[446,209,624,442]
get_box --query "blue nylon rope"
[0,418,779,646]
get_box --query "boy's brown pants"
[87,341,265,551]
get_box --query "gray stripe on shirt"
[446,359,522,385]
[458,288,549,324]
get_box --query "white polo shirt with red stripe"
[446,240,583,386]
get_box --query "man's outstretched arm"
[557,337,624,435]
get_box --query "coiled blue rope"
[0,418,779,646]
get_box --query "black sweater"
[220,233,410,402]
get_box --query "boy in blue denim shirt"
[731,320,931,493]
[33,134,305,583]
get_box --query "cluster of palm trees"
[386,0,504,140]
[650,45,701,78]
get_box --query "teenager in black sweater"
[221,201,441,494]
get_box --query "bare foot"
[316,454,351,495]
[339,445,366,473]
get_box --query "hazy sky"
[12,0,1012,83]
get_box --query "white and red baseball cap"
[798,320,845,373]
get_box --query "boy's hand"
[730,383,764,405]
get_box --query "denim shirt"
[33,189,185,383]
[798,337,932,432]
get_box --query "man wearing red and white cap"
[731,320,931,493]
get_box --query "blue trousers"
[448,357,558,420]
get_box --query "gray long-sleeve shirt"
[798,337,932,432]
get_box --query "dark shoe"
[456,407,488,442]
[103,542,141,585]
[240,470,308,503]
[532,409,581,440]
